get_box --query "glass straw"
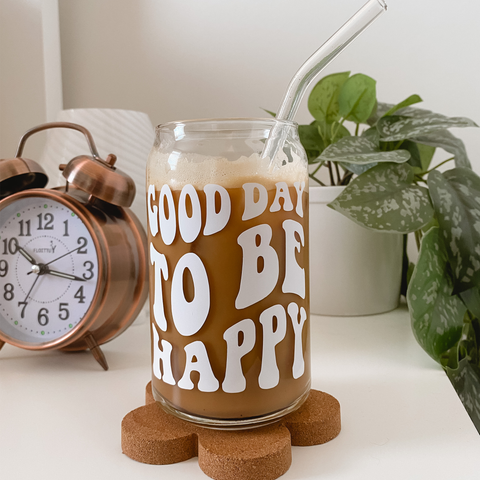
[262,0,387,164]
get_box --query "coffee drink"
[146,120,310,427]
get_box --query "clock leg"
[84,333,109,371]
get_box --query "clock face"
[0,195,99,345]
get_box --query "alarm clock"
[0,122,148,370]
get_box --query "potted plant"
[292,72,418,316]
[294,71,480,429]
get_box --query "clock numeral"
[18,301,27,318]
[82,261,95,280]
[37,213,54,230]
[63,220,69,237]
[74,286,86,304]
[2,237,19,255]
[58,303,69,320]
[38,308,49,326]
[19,219,31,237]
[77,237,88,254]
[3,283,14,301]
[0,260,8,277]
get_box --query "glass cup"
[146,118,310,429]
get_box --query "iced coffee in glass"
[146,118,310,428]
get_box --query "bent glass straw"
[262,0,387,164]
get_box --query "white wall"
[0,0,62,160]
[2,1,480,170]
[55,0,480,171]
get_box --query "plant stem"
[414,229,423,251]
[309,173,326,186]
[334,162,341,185]
[393,140,405,150]
[327,161,335,185]
[332,118,348,142]
[318,123,327,144]
[421,156,455,175]
[414,175,428,184]
[355,123,360,136]
[311,161,325,176]
[340,170,354,185]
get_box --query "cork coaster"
[121,382,341,480]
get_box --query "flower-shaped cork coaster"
[121,382,340,480]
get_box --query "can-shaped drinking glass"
[146,118,310,428]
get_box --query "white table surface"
[1,304,478,480]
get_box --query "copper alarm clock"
[0,122,148,370]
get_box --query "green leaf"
[446,356,480,433]
[339,161,377,177]
[308,71,350,123]
[316,121,351,145]
[412,130,472,169]
[382,94,423,117]
[367,101,391,126]
[338,73,377,124]
[377,114,478,142]
[400,140,436,170]
[328,162,434,233]
[361,126,381,145]
[318,136,410,165]
[261,108,276,117]
[428,168,480,293]
[298,122,325,163]
[460,288,480,319]
[444,314,480,432]
[368,101,427,126]
[407,226,466,362]
[389,107,439,119]
[330,122,351,143]
[298,122,324,152]
[416,142,436,172]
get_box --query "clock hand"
[45,269,86,282]
[26,246,83,274]
[17,246,38,265]
[20,274,41,308]
[43,246,82,267]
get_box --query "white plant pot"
[309,185,403,316]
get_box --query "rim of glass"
[156,117,298,133]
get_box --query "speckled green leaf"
[318,136,410,165]
[460,288,480,319]
[412,130,472,169]
[338,128,381,175]
[367,101,391,125]
[339,161,377,176]
[382,94,423,117]
[377,114,477,142]
[338,73,377,124]
[407,227,466,362]
[362,126,381,145]
[445,315,480,433]
[446,356,480,432]
[328,162,434,233]
[308,71,350,123]
[428,168,480,293]
[396,107,436,118]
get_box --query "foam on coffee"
[147,152,308,190]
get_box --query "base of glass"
[152,383,311,430]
